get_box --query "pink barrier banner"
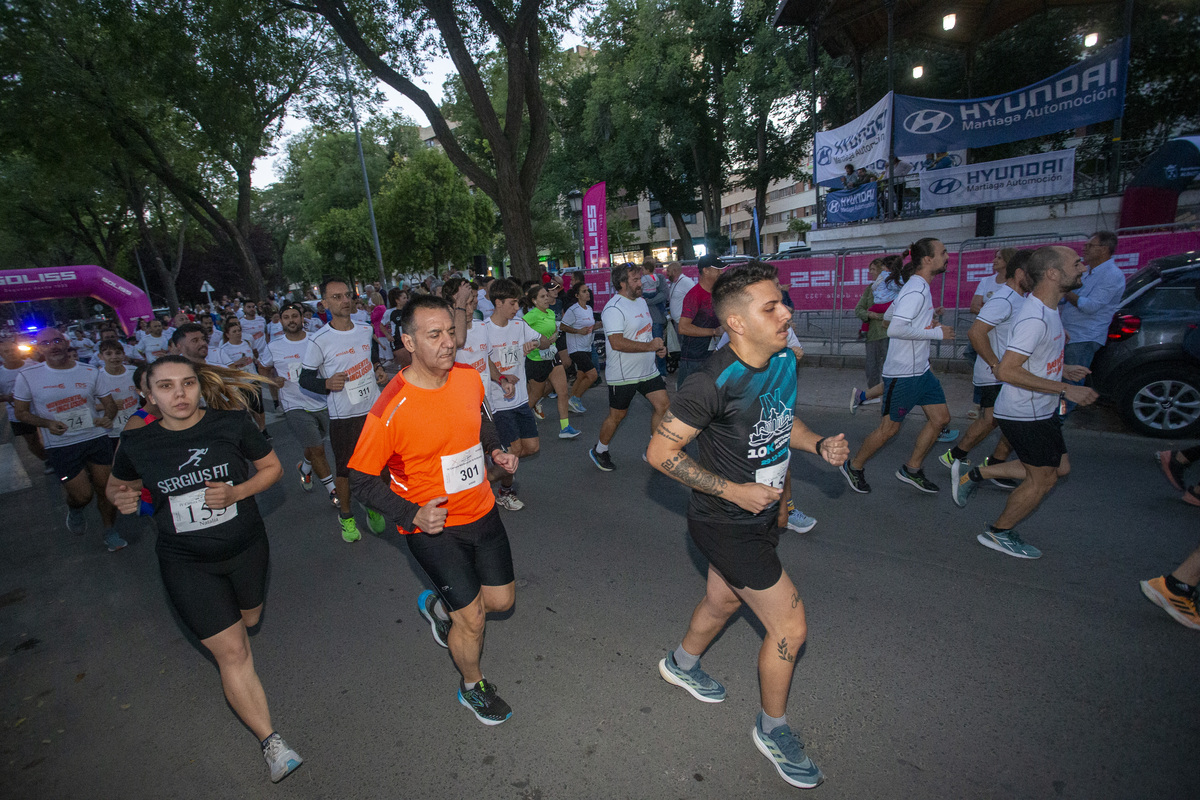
[575,228,1200,317]
[773,229,1200,311]
[583,182,609,273]
[0,265,153,335]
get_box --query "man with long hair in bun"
[839,238,954,495]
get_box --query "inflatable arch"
[0,265,153,336]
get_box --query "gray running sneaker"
[658,653,726,703]
[951,460,977,508]
[103,530,128,552]
[977,527,1042,559]
[938,448,966,470]
[262,733,303,783]
[752,720,824,789]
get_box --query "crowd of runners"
[2,242,1197,787]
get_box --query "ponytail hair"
[146,354,273,412]
[521,283,544,313]
[882,253,908,288]
[894,238,941,285]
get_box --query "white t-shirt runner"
[136,334,171,364]
[882,276,942,379]
[13,362,113,448]
[481,317,540,412]
[95,367,139,437]
[261,335,328,413]
[301,322,379,419]
[562,303,595,354]
[994,297,1065,422]
[972,284,1022,388]
[0,360,31,422]
[455,321,490,377]
[215,341,258,374]
[601,294,657,385]
[240,315,267,354]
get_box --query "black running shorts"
[10,420,37,437]
[46,436,114,482]
[996,416,1066,469]
[157,534,269,640]
[687,516,783,592]
[608,374,667,411]
[525,355,559,384]
[404,506,514,611]
[569,351,596,374]
[329,414,368,477]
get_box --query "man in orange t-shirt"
[348,295,519,726]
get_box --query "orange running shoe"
[1140,576,1200,631]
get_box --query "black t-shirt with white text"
[112,410,273,562]
[670,345,797,524]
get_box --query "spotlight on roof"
[1084,32,1099,47]
[912,65,924,79]
[943,13,956,31]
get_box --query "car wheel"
[1117,364,1200,438]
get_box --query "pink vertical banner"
[582,182,609,273]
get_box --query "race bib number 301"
[169,484,238,534]
[441,443,485,494]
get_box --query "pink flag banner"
[583,182,609,274]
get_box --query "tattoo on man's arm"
[660,452,727,496]
[654,411,698,446]
[791,591,800,609]
[777,637,795,663]
[654,425,684,444]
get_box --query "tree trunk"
[669,210,696,260]
[235,166,269,301]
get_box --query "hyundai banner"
[814,92,893,186]
[919,149,1076,211]
[824,182,878,223]
[582,182,609,273]
[894,38,1128,153]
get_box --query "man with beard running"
[261,303,337,503]
[588,263,669,471]
[298,278,388,542]
[839,239,954,495]
[348,295,520,725]
[647,262,848,789]
[951,246,1097,559]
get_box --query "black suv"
[1090,252,1200,437]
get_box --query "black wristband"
[814,437,825,455]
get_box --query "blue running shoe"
[977,527,1041,559]
[786,509,817,533]
[458,679,512,725]
[568,396,586,414]
[417,589,450,648]
[937,427,959,443]
[752,720,824,789]
[559,424,581,439]
[658,652,726,703]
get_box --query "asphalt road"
[2,367,1198,799]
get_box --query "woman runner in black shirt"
[105,356,302,783]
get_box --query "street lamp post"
[567,189,584,271]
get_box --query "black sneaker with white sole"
[895,465,939,493]
[417,590,450,648]
[458,679,512,725]
[839,462,871,493]
[589,447,615,472]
